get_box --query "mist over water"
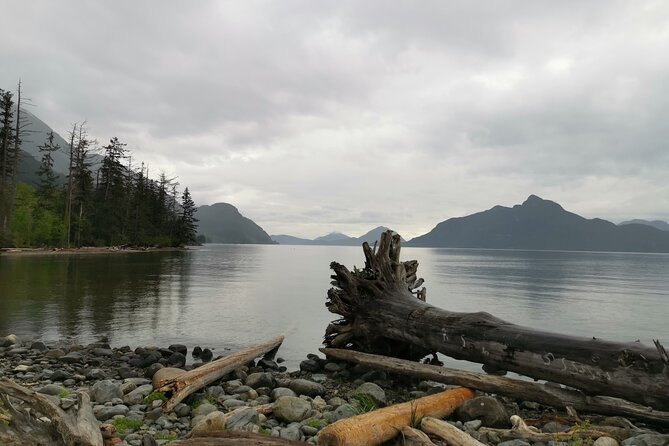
[1,245,667,369]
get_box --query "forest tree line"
[0,83,198,248]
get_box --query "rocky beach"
[1,334,667,446]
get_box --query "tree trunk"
[321,348,669,426]
[324,231,669,411]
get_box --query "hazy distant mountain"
[271,234,313,245]
[197,203,275,244]
[408,195,669,253]
[619,219,669,232]
[272,226,404,246]
[15,109,103,185]
[313,232,354,244]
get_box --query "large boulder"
[353,382,386,406]
[289,379,325,397]
[90,380,123,404]
[225,407,259,431]
[273,396,312,423]
[621,434,669,446]
[455,396,509,428]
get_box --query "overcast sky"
[2,1,668,238]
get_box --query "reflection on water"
[1,245,668,369]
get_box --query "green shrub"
[352,393,377,414]
[143,391,167,405]
[112,417,143,434]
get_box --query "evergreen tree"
[36,131,60,203]
[177,187,198,245]
[0,89,14,245]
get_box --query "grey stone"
[207,385,225,398]
[299,359,321,372]
[498,440,531,446]
[280,423,302,441]
[223,399,246,409]
[87,368,107,380]
[192,402,217,417]
[173,403,191,418]
[123,384,154,406]
[95,404,129,421]
[50,370,72,381]
[289,379,325,397]
[138,350,162,368]
[272,387,297,400]
[464,420,483,431]
[455,396,509,428]
[225,407,259,431]
[60,352,84,364]
[30,341,48,351]
[542,421,571,433]
[1,334,19,347]
[167,352,186,368]
[144,363,164,379]
[326,403,358,422]
[60,398,76,409]
[273,396,312,423]
[301,424,319,436]
[323,362,341,373]
[91,380,123,403]
[93,348,114,357]
[168,344,187,356]
[594,437,620,446]
[246,372,275,389]
[621,434,669,446]
[38,384,67,396]
[353,382,386,406]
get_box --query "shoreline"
[1,334,666,445]
[0,246,190,256]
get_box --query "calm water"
[1,245,668,369]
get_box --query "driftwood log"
[320,348,669,426]
[479,415,623,442]
[0,378,103,446]
[172,431,309,445]
[317,387,474,446]
[154,336,284,412]
[325,230,669,410]
[421,417,488,446]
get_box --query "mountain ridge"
[407,195,669,252]
[196,203,275,244]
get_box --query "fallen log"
[317,387,474,446]
[154,336,284,412]
[479,415,622,442]
[172,431,309,445]
[401,426,439,446]
[421,417,487,446]
[0,378,103,446]
[324,230,669,410]
[320,347,669,426]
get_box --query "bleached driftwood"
[479,415,622,442]
[0,378,103,446]
[421,417,487,446]
[154,336,284,412]
[321,347,669,426]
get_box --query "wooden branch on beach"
[321,347,669,426]
[421,417,488,446]
[317,387,474,446]
[324,230,669,411]
[479,415,622,442]
[400,426,439,446]
[154,336,284,412]
[0,378,103,446]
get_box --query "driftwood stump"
[324,230,669,411]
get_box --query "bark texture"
[324,230,669,410]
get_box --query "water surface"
[1,245,667,369]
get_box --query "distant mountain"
[408,195,669,253]
[313,232,354,243]
[619,219,669,232]
[15,109,103,186]
[197,203,275,244]
[271,226,404,246]
[271,234,313,245]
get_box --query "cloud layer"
[2,1,668,238]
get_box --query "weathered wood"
[479,415,623,442]
[155,336,284,412]
[321,347,669,426]
[325,230,669,410]
[401,426,439,446]
[317,387,474,446]
[0,378,103,446]
[421,417,487,446]
[173,431,309,445]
